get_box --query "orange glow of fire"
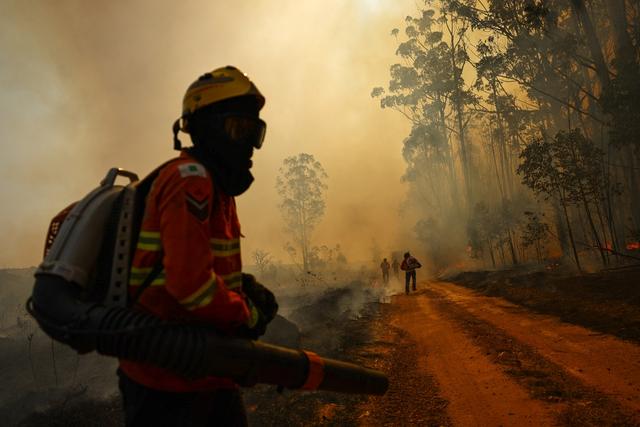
[627,242,640,251]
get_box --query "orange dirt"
[429,281,640,417]
[359,281,640,426]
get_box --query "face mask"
[184,106,266,195]
[187,132,256,196]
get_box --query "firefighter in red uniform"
[400,252,421,295]
[118,66,278,426]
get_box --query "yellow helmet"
[173,66,265,149]
[182,66,265,118]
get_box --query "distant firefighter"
[400,252,422,294]
[380,258,391,284]
[391,258,399,279]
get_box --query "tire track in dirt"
[361,289,555,426]
[357,302,452,426]
[426,282,640,426]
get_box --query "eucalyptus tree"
[518,129,611,269]
[375,0,640,269]
[276,153,328,272]
[252,249,272,277]
[447,0,640,241]
[372,5,477,210]
[521,212,550,264]
[518,132,582,271]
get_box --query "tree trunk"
[595,198,613,263]
[487,239,496,268]
[440,104,460,211]
[447,15,473,206]
[609,148,628,252]
[605,0,638,73]
[582,197,608,266]
[491,81,513,199]
[624,147,640,233]
[569,0,611,94]
[507,229,519,265]
[559,191,582,272]
[300,202,309,272]
[489,123,506,199]
[569,141,608,266]
[498,240,506,266]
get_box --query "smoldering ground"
[0,266,392,426]
[0,268,119,426]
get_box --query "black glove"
[237,274,278,339]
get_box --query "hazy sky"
[0,0,420,268]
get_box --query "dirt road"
[359,281,640,426]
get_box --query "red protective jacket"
[119,151,258,392]
[400,256,421,272]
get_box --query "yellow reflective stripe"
[137,231,161,251]
[221,271,243,290]
[210,238,240,257]
[129,267,166,286]
[179,276,218,311]
[246,299,260,328]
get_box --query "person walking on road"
[380,258,391,284]
[400,252,421,294]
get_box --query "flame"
[627,242,640,251]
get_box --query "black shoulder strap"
[129,253,164,306]
[126,159,179,307]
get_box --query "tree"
[276,153,328,272]
[553,129,609,265]
[518,133,580,270]
[372,5,476,212]
[521,211,550,263]
[467,202,497,266]
[517,129,610,269]
[373,0,639,271]
[252,249,272,276]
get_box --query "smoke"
[0,0,425,268]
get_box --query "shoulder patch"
[178,163,207,178]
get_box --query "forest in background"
[373,0,640,273]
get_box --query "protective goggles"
[218,114,267,149]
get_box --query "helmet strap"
[172,119,182,151]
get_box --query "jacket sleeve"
[156,164,250,333]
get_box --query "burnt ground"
[244,288,451,427]
[447,265,640,343]
[243,284,398,426]
[13,283,390,427]
[10,268,640,426]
